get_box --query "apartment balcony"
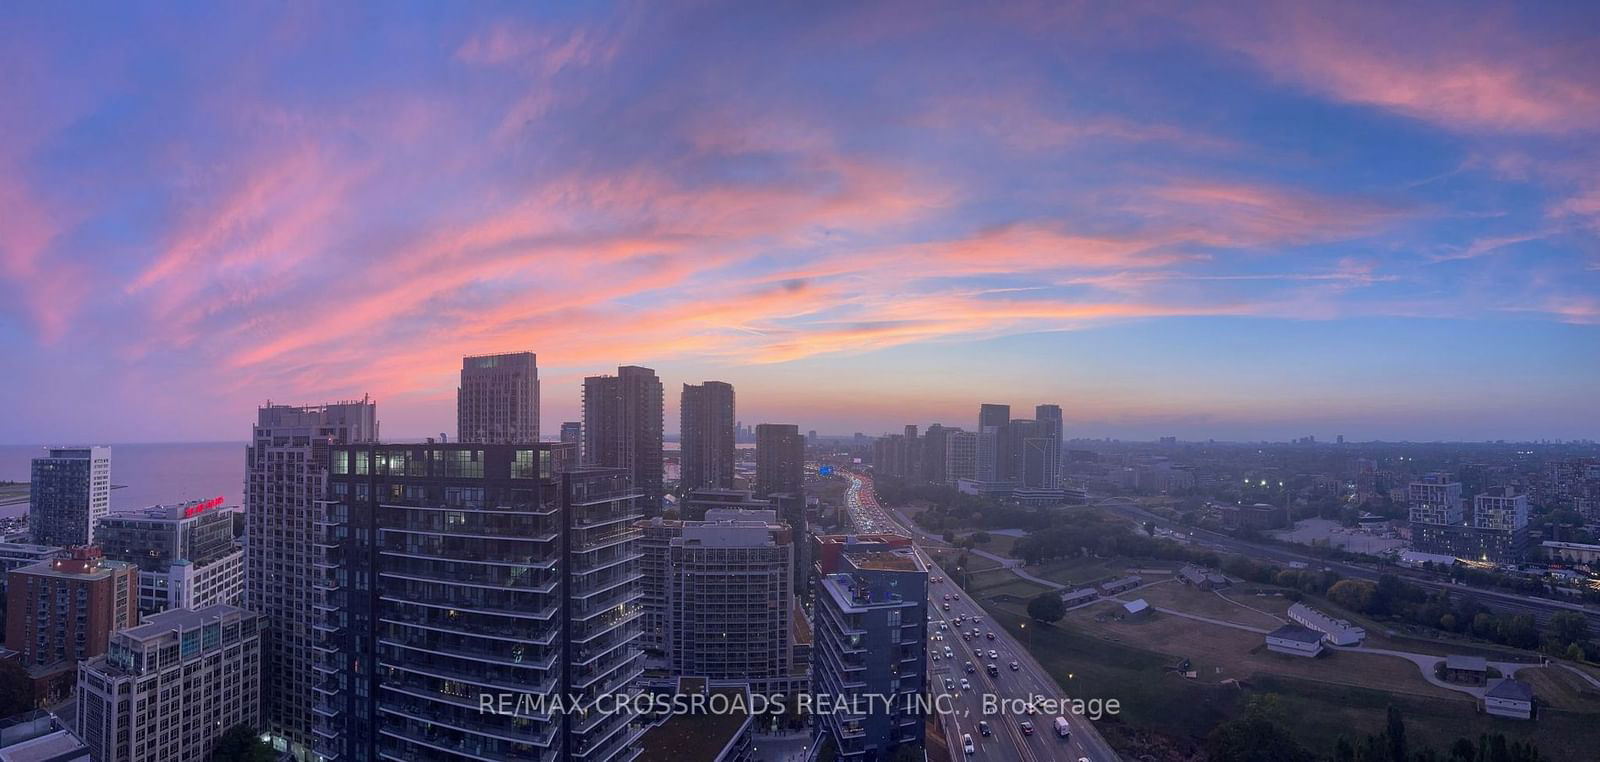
[381,612,558,646]
[379,636,559,672]
[378,595,558,622]
[381,657,555,697]
[377,708,552,759]
[379,548,558,571]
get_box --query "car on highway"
[988,649,998,659]
[986,631,996,640]
[959,678,971,691]
[1020,720,1035,736]
[962,734,975,755]
[985,663,998,676]
[943,593,951,601]
[942,603,950,611]
[944,677,954,690]
[964,661,975,673]
[944,647,953,658]
[977,720,991,737]
[1009,660,1020,671]
[952,594,960,601]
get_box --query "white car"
[962,734,975,755]
[959,678,971,691]
[988,649,998,659]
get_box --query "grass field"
[1028,555,1130,588]
[973,533,1021,558]
[1130,580,1285,630]
[990,573,1600,760]
[926,547,1004,576]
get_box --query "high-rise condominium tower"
[312,443,644,761]
[755,424,804,498]
[680,381,736,491]
[583,365,665,511]
[457,352,540,444]
[245,398,377,759]
[29,446,111,547]
[977,404,1011,482]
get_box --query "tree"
[969,531,992,546]
[1544,611,1589,652]
[1027,592,1066,623]
[1386,705,1407,762]
[1204,695,1315,762]
[211,725,273,762]
[1328,579,1376,613]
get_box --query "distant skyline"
[1,2,1596,444]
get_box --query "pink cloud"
[1196,3,1600,133]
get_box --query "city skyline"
[2,2,1597,445]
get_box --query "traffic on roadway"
[840,470,1117,762]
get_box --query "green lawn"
[990,596,1596,760]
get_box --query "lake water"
[0,442,246,519]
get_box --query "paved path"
[1327,645,1529,699]
[1213,589,1287,624]
[967,548,1066,590]
[1556,662,1600,690]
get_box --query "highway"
[842,472,1118,762]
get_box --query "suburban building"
[95,498,244,614]
[28,447,111,548]
[1443,655,1488,685]
[1178,564,1229,590]
[1121,599,1150,619]
[754,424,805,498]
[245,398,378,759]
[1060,588,1098,607]
[1100,575,1142,595]
[4,547,137,704]
[1265,624,1325,657]
[584,365,666,512]
[75,604,261,762]
[313,442,645,762]
[1483,678,1535,720]
[0,710,90,762]
[1287,603,1366,646]
[812,546,927,760]
[456,351,540,445]
[680,382,737,492]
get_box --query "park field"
[990,578,1600,760]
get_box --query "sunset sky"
[2,1,1597,444]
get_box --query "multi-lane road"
[841,472,1119,762]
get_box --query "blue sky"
[1,1,1596,443]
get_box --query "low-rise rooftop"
[1484,678,1534,703]
[1267,624,1324,644]
[635,683,750,762]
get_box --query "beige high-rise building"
[245,398,377,759]
[457,352,540,444]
